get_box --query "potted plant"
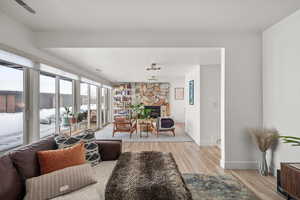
[62,106,71,126]
[248,128,278,176]
[77,111,88,123]
[279,136,300,146]
[130,103,151,119]
[69,112,78,124]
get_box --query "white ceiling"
[0,0,300,32]
[45,48,221,82]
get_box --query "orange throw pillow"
[37,143,86,174]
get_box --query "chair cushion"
[9,136,57,179]
[0,155,23,200]
[24,164,97,200]
[54,130,101,166]
[37,143,86,174]
[158,118,175,129]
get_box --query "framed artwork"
[189,80,194,105]
[175,88,184,100]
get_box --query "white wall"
[200,65,221,146]
[185,66,201,145]
[263,9,300,174]
[36,31,262,169]
[169,77,185,123]
[0,11,110,85]
[10,25,263,169]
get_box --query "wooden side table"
[139,122,151,137]
[278,162,300,200]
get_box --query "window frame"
[0,62,28,152]
[0,49,107,153]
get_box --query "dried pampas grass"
[248,128,279,152]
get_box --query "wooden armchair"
[112,116,137,138]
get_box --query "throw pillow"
[37,143,86,174]
[24,164,97,200]
[54,130,101,166]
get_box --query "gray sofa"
[0,136,122,200]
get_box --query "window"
[0,65,24,152]
[59,79,73,133]
[80,83,89,113]
[40,74,56,138]
[102,87,108,125]
[78,83,89,131]
[90,85,98,130]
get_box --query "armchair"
[112,116,137,138]
[154,117,175,137]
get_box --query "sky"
[0,65,23,91]
[1,65,101,95]
[1,66,72,94]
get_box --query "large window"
[102,87,108,125]
[59,79,73,133]
[40,74,56,138]
[80,83,89,113]
[90,85,98,130]
[0,65,24,152]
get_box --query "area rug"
[96,123,193,142]
[182,173,259,200]
[105,151,193,200]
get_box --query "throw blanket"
[105,151,192,200]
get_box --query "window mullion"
[87,84,91,129]
[55,76,60,134]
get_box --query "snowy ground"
[0,109,56,152]
[0,106,98,152]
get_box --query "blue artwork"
[189,80,194,105]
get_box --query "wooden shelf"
[113,83,133,115]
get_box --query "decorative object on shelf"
[279,135,300,146]
[248,128,278,176]
[175,87,184,100]
[189,80,194,105]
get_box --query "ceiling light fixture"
[146,63,161,71]
[148,75,158,82]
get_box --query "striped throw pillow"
[24,164,97,200]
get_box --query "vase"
[259,151,268,176]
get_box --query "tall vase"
[259,151,268,176]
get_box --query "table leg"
[147,124,149,137]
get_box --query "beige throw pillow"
[24,164,97,200]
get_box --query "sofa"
[0,136,122,200]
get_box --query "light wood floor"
[123,142,284,200]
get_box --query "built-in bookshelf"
[113,83,132,117]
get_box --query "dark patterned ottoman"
[105,151,192,200]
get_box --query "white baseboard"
[221,160,258,170]
[199,140,216,146]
